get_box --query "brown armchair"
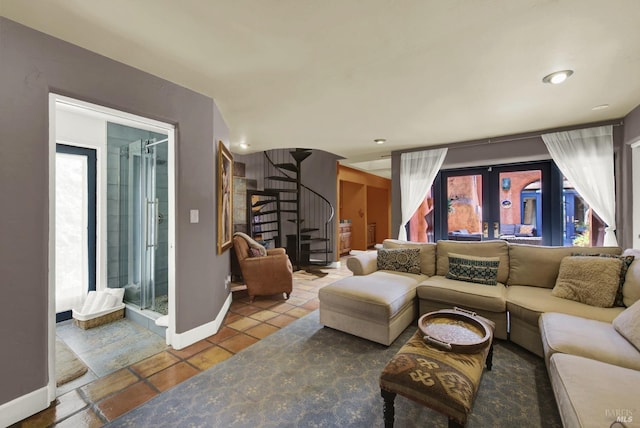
[232,235,293,302]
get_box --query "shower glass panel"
[107,123,168,315]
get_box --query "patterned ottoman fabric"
[380,329,492,426]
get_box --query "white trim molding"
[0,386,50,428]
[170,293,232,350]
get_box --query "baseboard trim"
[170,292,232,350]
[0,386,49,428]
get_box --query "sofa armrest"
[346,252,378,275]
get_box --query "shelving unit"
[246,190,281,248]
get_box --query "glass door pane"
[55,152,89,313]
[444,172,485,241]
[495,169,543,245]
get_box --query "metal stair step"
[274,163,298,173]
[267,175,297,183]
[301,249,332,254]
[290,149,312,163]
[301,228,319,233]
[255,209,278,215]
[265,188,298,193]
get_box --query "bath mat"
[56,336,88,386]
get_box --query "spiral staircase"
[247,149,335,270]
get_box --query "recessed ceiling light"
[239,142,250,150]
[592,104,610,111]
[542,70,574,84]
[374,139,386,145]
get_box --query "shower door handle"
[146,199,158,249]
[154,198,159,248]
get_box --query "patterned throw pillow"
[445,253,500,286]
[552,256,622,307]
[249,248,262,257]
[377,248,421,274]
[572,253,635,307]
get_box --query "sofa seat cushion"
[549,353,640,428]
[416,275,506,313]
[318,271,425,322]
[539,312,640,371]
[507,286,624,326]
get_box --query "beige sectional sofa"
[318,239,640,427]
[320,239,631,353]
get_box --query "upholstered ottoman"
[379,328,493,427]
[318,270,426,346]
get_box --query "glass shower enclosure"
[107,123,169,315]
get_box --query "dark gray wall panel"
[0,17,228,405]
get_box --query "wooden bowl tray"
[418,308,492,353]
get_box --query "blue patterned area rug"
[109,311,561,427]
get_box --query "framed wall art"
[217,140,233,254]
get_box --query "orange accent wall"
[337,165,391,257]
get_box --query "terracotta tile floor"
[15,262,352,427]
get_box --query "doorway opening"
[48,94,176,398]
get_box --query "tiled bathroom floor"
[15,262,352,427]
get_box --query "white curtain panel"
[542,125,618,246]
[398,148,448,240]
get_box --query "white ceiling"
[2,0,640,178]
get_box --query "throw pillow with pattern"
[445,253,500,285]
[377,248,421,274]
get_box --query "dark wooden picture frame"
[217,140,233,254]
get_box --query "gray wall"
[0,18,230,406]
[391,120,632,247]
[622,104,640,246]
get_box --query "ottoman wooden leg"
[448,417,464,428]
[381,389,396,428]
[486,342,494,371]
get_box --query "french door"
[435,162,552,244]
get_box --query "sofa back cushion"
[622,249,640,307]
[382,239,436,276]
[508,244,622,289]
[436,240,509,284]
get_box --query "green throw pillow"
[445,253,500,286]
[572,253,635,307]
[377,248,421,274]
